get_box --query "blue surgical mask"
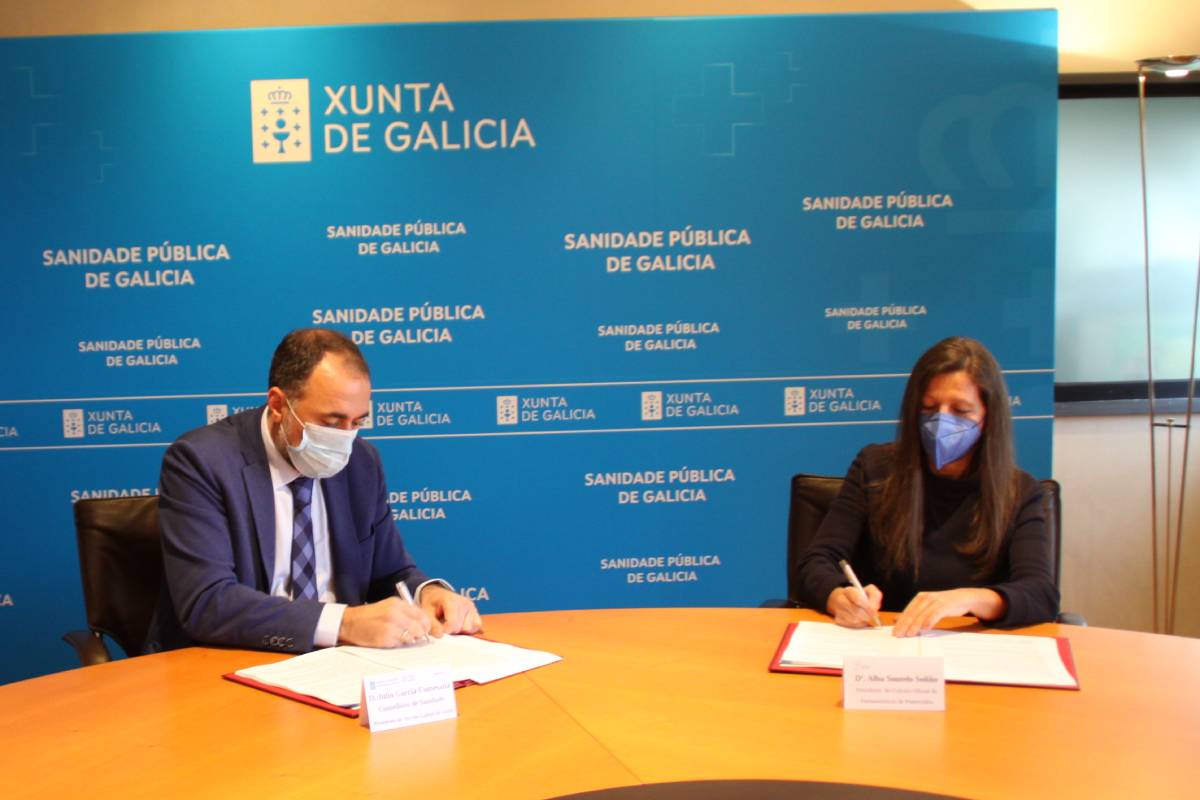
[284,399,357,479]
[919,412,981,470]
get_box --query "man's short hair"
[268,328,370,396]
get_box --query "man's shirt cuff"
[415,578,454,602]
[315,603,347,648]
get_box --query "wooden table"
[4,608,1198,798]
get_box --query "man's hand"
[419,584,483,637]
[826,584,883,628]
[892,588,1006,637]
[338,597,432,648]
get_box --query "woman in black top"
[794,336,1058,635]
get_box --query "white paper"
[235,634,561,708]
[235,647,391,707]
[918,629,1076,686]
[780,622,920,667]
[342,634,560,684]
[779,621,1076,689]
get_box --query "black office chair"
[769,473,1085,625]
[63,495,164,665]
[773,474,845,607]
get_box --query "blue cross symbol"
[769,52,809,105]
[86,130,116,184]
[3,66,58,156]
[673,64,763,156]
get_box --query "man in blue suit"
[146,328,481,653]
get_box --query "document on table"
[234,634,561,708]
[771,621,1078,689]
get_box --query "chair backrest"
[785,474,846,605]
[1039,479,1062,588]
[785,474,1064,604]
[72,495,163,657]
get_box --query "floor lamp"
[1137,54,1200,634]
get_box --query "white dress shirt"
[259,409,449,648]
[260,409,346,647]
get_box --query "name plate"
[358,668,457,733]
[843,655,945,711]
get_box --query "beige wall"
[1,0,1197,73]
[1057,416,1199,635]
[3,0,1196,634]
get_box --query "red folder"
[222,672,477,718]
[768,622,1080,690]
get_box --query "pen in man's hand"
[395,581,430,644]
[838,559,883,628]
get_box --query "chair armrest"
[1056,612,1087,627]
[760,598,801,608]
[63,629,114,666]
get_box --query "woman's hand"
[892,588,1006,637]
[826,584,883,628]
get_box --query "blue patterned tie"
[289,476,317,600]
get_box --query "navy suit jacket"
[146,406,427,654]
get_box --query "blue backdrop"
[0,10,1057,682]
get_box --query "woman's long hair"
[872,336,1020,579]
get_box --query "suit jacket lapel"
[322,470,364,605]
[238,407,277,588]
[243,463,276,585]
